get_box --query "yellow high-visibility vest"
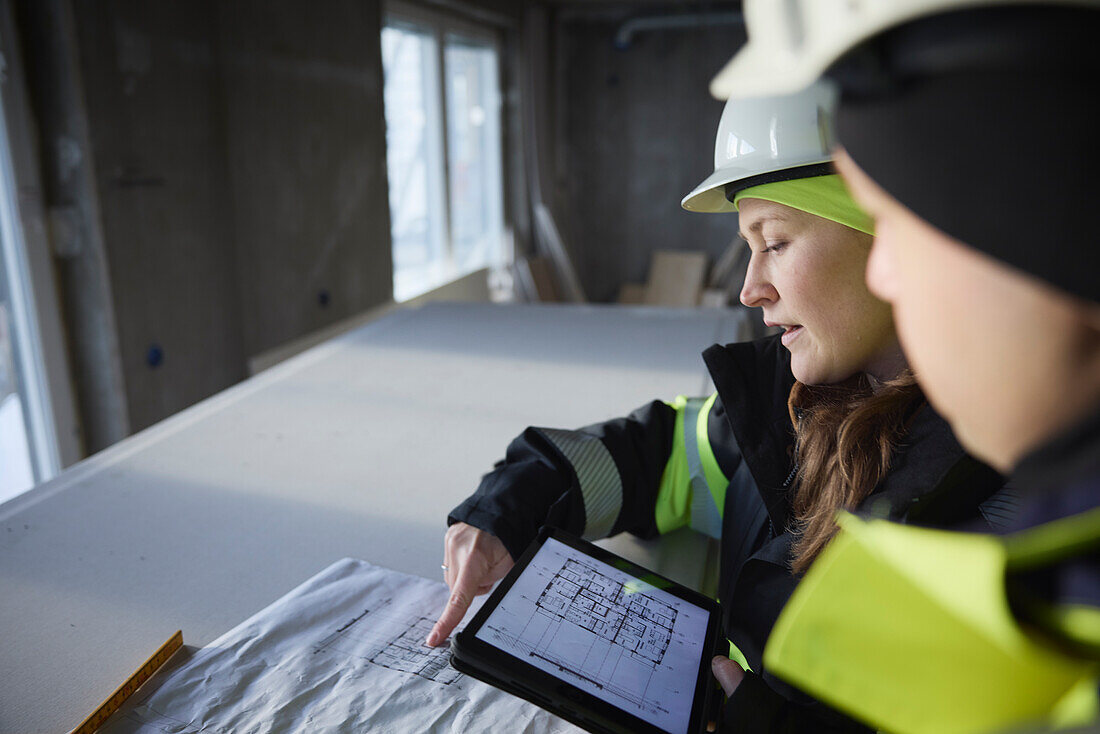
[764,509,1100,734]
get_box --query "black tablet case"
[450,527,722,734]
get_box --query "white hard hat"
[710,0,1100,100]
[681,79,837,213]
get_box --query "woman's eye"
[763,241,788,254]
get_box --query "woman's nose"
[739,255,778,308]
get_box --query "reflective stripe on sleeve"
[541,428,624,540]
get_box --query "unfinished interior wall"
[218,0,392,359]
[66,0,392,432]
[556,7,746,303]
[20,0,735,442]
[70,0,243,433]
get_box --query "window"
[0,294,34,499]
[381,6,507,302]
[0,92,59,502]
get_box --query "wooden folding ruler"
[69,630,183,734]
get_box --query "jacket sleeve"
[448,396,739,561]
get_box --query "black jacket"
[1005,407,1100,661]
[449,335,1008,731]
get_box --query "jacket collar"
[875,404,1003,526]
[703,335,796,530]
[1012,406,1100,497]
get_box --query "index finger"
[425,563,480,647]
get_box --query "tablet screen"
[474,537,712,734]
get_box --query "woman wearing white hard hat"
[429,80,1006,730]
[712,2,1100,733]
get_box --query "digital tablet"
[450,527,722,734]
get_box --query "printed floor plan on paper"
[315,606,462,685]
[98,559,580,734]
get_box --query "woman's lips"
[780,325,804,347]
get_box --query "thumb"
[711,656,745,696]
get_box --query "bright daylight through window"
[0,92,58,503]
[0,289,33,500]
[381,11,505,302]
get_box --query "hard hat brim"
[709,0,1086,100]
[681,161,833,213]
[680,166,742,213]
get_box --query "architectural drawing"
[483,558,678,713]
[315,605,461,684]
[98,559,580,734]
[475,537,712,733]
[536,558,677,668]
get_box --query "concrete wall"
[34,0,737,437]
[69,0,392,432]
[218,1,392,358]
[555,7,746,303]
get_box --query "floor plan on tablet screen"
[535,558,677,676]
[475,538,710,733]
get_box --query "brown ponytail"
[787,371,925,574]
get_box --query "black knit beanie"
[831,5,1100,304]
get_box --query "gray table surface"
[0,302,753,734]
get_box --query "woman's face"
[835,148,1100,470]
[737,198,902,385]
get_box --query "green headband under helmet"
[733,174,875,236]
